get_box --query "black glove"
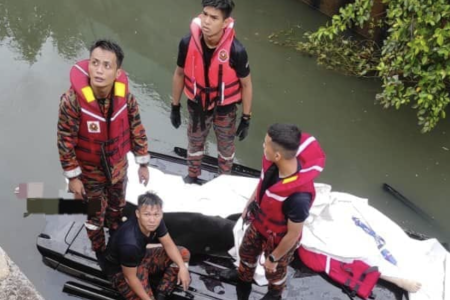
[236,116,250,141]
[170,103,181,129]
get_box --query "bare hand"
[68,178,85,200]
[138,165,149,186]
[264,259,278,274]
[177,266,190,291]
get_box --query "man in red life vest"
[237,123,325,300]
[57,40,151,260]
[171,0,253,184]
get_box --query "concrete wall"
[0,247,45,300]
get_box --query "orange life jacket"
[299,246,381,299]
[252,133,326,245]
[70,60,131,166]
[183,17,242,110]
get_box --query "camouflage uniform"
[109,246,190,300]
[187,102,237,177]
[238,224,298,297]
[57,89,149,252]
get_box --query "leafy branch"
[274,0,450,132]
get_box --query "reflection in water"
[1,0,450,298]
[0,0,84,63]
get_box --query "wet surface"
[0,0,449,299]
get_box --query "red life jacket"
[298,246,381,299]
[183,17,242,110]
[252,133,326,245]
[70,60,131,166]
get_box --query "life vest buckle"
[202,86,217,94]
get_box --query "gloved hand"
[170,103,181,129]
[236,116,250,141]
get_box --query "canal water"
[0,0,448,298]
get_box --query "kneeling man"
[103,192,191,300]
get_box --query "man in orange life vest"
[57,40,151,259]
[237,124,325,300]
[171,0,253,184]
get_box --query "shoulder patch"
[218,49,229,63]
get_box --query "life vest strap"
[343,279,357,299]
[340,264,379,300]
[267,217,288,226]
[253,219,287,238]
[75,146,102,156]
[359,266,379,282]
[223,88,241,100]
[184,79,240,100]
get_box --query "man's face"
[136,204,163,233]
[263,134,280,162]
[200,6,229,38]
[88,47,121,90]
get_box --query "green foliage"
[291,0,450,132]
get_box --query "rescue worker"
[57,39,150,259]
[237,123,326,300]
[170,0,253,184]
[103,192,191,300]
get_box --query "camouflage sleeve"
[57,90,82,178]
[127,93,150,164]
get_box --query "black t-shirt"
[176,33,251,81]
[104,215,168,275]
[259,162,312,223]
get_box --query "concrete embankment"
[0,247,44,300]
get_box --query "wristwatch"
[268,254,278,263]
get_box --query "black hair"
[202,0,235,19]
[89,39,124,68]
[267,123,302,159]
[137,192,163,210]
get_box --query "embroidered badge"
[218,49,229,63]
[87,121,100,133]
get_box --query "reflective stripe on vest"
[70,59,131,165]
[253,133,326,244]
[183,17,242,109]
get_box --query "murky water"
[0,0,449,298]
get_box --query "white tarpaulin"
[126,155,256,218]
[303,184,449,300]
[125,155,448,300]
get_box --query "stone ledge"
[0,247,45,300]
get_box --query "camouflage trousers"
[238,224,298,296]
[187,102,237,178]
[82,174,127,252]
[109,246,191,300]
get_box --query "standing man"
[171,0,253,184]
[237,124,325,300]
[104,192,191,300]
[57,40,151,258]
